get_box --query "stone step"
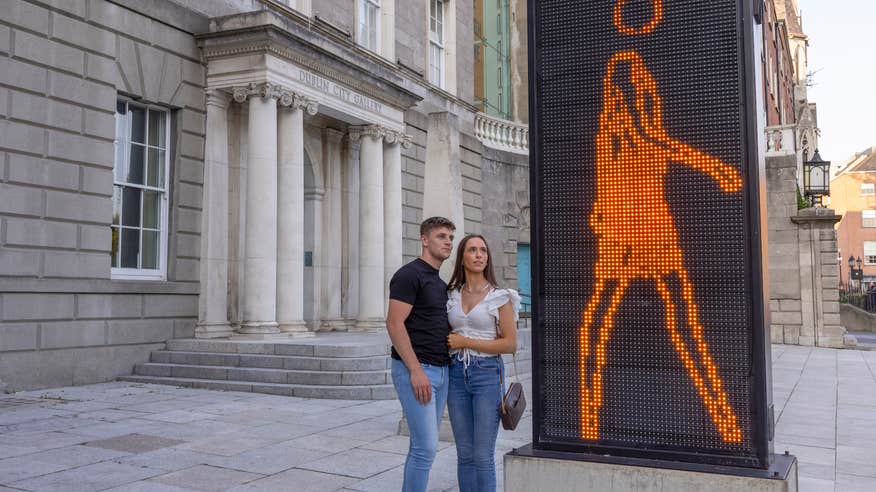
[150,350,391,371]
[134,363,391,386]
[165,338,391,358]
[119,375,395,400]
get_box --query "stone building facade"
[0,0,528,391]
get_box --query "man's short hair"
[420,216,456,237]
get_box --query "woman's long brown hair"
[447,234,499,292]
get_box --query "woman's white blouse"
[447,287,521,363]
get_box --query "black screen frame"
[527,0,772,469]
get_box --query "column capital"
[205,88,231,109]
[348,125,386,142]
[232,82,283,103]
[323,127,345,144]
[384,129,413,149]
[279,89,319,115]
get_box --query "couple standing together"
[386,216,521,492]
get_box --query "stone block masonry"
[0,0,206,391]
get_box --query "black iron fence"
[840,287,876,313]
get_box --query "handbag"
[500,352,526,430]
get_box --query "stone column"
[277,91,318,335]
[423,112,464,280]
[196,89,233,338]
[234,82,281,336]
[320,128,346,331]
[383,130,412,300]
[792,208,846,348]
[342,136,361,324]
[351,125,386,332]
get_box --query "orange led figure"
[578,49,744,443]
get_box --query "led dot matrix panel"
[528,0,771,467]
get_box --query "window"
[862,183,875,196]
[112,100,170,280]
[429,0,445,87]
[358,0,380,52]
[864,210,876,228]
[865,242,876,265]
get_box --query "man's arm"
[386,299,432,404]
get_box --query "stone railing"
[765,124,796,156]
[475,112,529,155]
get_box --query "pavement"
[0,344,874,491]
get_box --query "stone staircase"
[121,322,532,400]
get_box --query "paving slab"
[114,447,213,472]
[147,465,264,491]
[176,432,284,457]
[0,456,71,484]
[282,433,371,454]
[226,468,358,492]
[20,444,131,466]
[9,461,165,492]
[85,433,186,454]
[296,448,407,479]
[201,441,333,475]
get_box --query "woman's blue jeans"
[391,358,449,492]
[447,355,504,492]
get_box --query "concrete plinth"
[504,445,797,492]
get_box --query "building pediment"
[198,9,422,129]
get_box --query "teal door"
[517,243,531,312]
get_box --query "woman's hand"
[447,333,469,350]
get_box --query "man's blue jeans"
[391,358,449,492]
[447,355,504,492]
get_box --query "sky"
[798,0,876,164]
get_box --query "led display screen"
[529,0,770,467]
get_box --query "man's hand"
[410,367,432,404]
[447,333,469,350]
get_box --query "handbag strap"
[496,305,519,413]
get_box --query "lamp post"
[803,149,831,206]
[849,255,856,294]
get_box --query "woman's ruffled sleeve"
[487,288,521,323]
[446,289,460,313]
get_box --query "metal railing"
[475,112,529,155]
[840,286,876,313]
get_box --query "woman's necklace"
[464,282,490,294]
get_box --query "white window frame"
[358,0,381,53]
[864,210,876,228]
[862,183,875,196]
[429,0,445,88]
[865,242,876,265]
[111,99,171,281]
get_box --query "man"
[387,216,456,492]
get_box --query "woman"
[446,234,520,492]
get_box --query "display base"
[504,444,797,492]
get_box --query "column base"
[351,318,386,332]
[194,321,233,339]
[278,320,309,333]
[319,318,352,332]
[236,321,280,336]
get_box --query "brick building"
[830,148,876,289]
[0,0,529,391]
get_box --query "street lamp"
[849,255,856,294]
[803,149,831,206]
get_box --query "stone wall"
[481,147,529,290]
[766,153,844,347]
[0,0,204,391]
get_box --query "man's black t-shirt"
[389,258,450,366]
